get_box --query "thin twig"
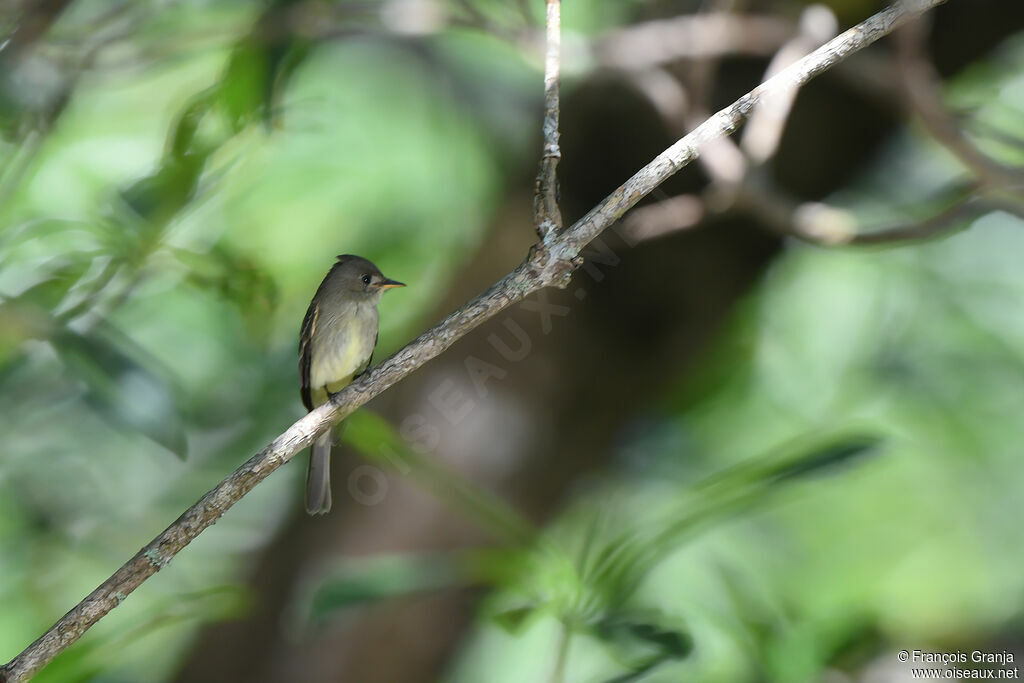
[845,197,1020,244]
[732,179,1024,246]
[533,0,562,241]
[555,0,951,259]
[627,180,1024,248]
[0,2,950,679]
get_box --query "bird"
[298,254,404,515]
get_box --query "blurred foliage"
[306,553,461,624]
[1,1,1023,682]
[0,0,518,678]
[344,410,536,545]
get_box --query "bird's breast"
[309,301,378,402]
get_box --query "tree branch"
[533,0,563,241]
[0,1,950,680]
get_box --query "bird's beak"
[377,278,405,290]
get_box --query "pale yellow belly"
[309,331,372,407]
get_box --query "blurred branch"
[624,67,690,134]
[687,0,745,101]
[0,1,950,679]
[627,4,1021,249]
[594,12,795,70]
[533,0,562,240]
[0,0,72,61]
[741,4,838,164]
[679,1,751,186]
[627,179,1024,247]
[966,117,1024,155]
[619,193,706,244]
[677,5,837,193]
[894,18,1024,189]
[731,179,1024,246]
[554,0,948,258]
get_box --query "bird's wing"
[299,300,319,412]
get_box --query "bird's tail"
[305,432,332,515]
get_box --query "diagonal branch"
[533,0,563,241]
[0,1,950,680]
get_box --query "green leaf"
[595,611,693,682]
[167,88,217,160]
[172,243,279,336]
[306,554,458,624]
[10,258,95,314]
[541,432,886,622]
[118,151,210,228]
[219,0,312,131]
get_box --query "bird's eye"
[361,274,371,285]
